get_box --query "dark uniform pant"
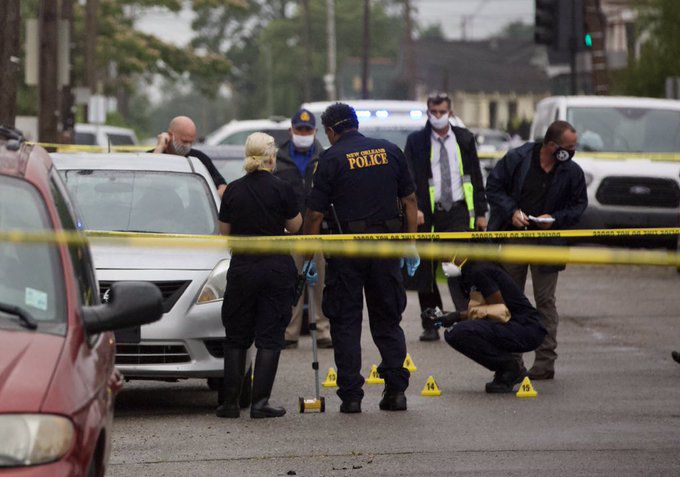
[222,255,296,350]
[419,201,470,330]
[323,257,409,402]
[444,317,546,372]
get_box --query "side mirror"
[82,281,163,334]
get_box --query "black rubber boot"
[250,349,286,419]
[216,346,246,418]
[379,391,407,411]
[485,361,527,394]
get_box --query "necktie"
[438,137,453,212]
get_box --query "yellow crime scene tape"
[1,228,679,268]
[28,142,150,153]
[27,142,680,162]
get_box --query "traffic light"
[535,0,587,53]
[534,0,558,47]
[584,33,593,48]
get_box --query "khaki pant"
[285,252,331,342]
[504,263,559,373]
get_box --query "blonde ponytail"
[244,132,277,173]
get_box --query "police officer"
[216,132,302,419]
[304,103,420,413]
[424,259,547,393]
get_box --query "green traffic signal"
[584,33,593,48]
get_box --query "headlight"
[196,259,230,304]
[0,414,75,467]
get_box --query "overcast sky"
[135,0,535,46]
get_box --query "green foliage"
[192,0,404,116]
[612,0,680,97]
[495,21,533,41]
[419,23,445,40]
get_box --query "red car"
[0,128,162,476]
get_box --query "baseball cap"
[291,109,316,128]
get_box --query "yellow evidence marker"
[420,375,442,396]
[403,353,417,372]
[365,364,385,384]
[322,367,338,388]
[516,377,537,398]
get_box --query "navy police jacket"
[307,130,415,228]
[485,142,588,271]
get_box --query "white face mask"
[172,137,192,156]
[442,261,463,278]
[429,113,450,130]
[292,134,315,149]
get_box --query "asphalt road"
[109,265,680,476]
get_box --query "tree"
[0,0,21,126]
[494,21,533,41]
[418,23,445,40]
[612,0,680,97]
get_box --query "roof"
[302,100,425,114]
[204,119,290,146]
[51,152,198,173]
[414,38,550,95]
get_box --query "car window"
[219,129,288,147]
[214,159,245,184]
[567,106,680,153]
[61,170,219,235]
[75,132,97,145]
[50,172,99,307]
[106,133,136,146]
[532,103,554,142]
[0,177,65,329]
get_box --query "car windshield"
[61,170,219,234]
[214,160,245,184]
[316,127,417,150]
[219,128,289,147]
[567,106,680,153]
[0,177,65,327]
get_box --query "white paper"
[25,287,48,311]
[528,215,555,223]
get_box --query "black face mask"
[554,146,575,162]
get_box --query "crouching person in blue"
[216,132,302,418]
[424,259,546,393]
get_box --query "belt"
[434,200,465,212]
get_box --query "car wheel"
[239,364,253,409]
[207,377,222,391]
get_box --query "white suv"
[531,96,680,234]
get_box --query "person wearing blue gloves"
[304,103,419,413]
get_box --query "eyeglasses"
[427,92,450,102]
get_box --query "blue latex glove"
[304,260,318,286]
[401,246,420,277]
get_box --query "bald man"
[153,116,227,196]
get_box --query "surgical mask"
[429,113,450,130]
[442,262,462,278]
[172,137,192,156]
[554,146,575,162]
[292,134,314,150]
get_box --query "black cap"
[291,109,316,128]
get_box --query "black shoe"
[379,391,407,411]
[419,328,440,342]
[216,347,247,418]
[485,366,527,394]
[250,349,286,419]
[672,351,680,364]
[340,400,362,413]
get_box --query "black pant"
[444,317,546,372]
[323,257,409,402]
[419,201,470,330]
[222,255,296,350]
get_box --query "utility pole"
[325,0,337,100]
[0,0,21,127]
[301,0,313,102]
[585,0,609,95]
[402,0,416,99]
[61,0,75,142]
[85,0,99,116]
[39,0,59,143]
[361,0,371,99]
[569,1,578,95]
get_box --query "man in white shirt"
[404,93,488,342]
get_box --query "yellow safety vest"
[428,141,475,230]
